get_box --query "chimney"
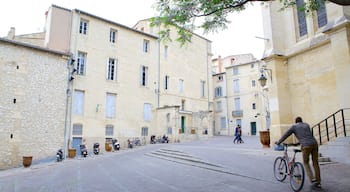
[7,27,15,39]
[218,55,222,73]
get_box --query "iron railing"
[312,108,350,145]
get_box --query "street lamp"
[258,73,268,87]
[257,65,272,148]
[258,67,272,87]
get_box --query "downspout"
[63,9,74,159]
[206,41,211,135]
[68,10,80,153]
[157,26,161,108]
[225,72,230,136]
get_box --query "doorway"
[250,122,257,135]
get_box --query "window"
[77,52,86,75]
[164,45,168,58]
[79,19,88,35]
[110,29,117,43]
[166,113,170,123]
[251,63,255,68]
[140,66,148,86]
[252,80,256,87]
[143,39,150,53]
[233,79,240,93]
[236,119,242,127]
[234,97,241,110]
[164,75,169,90]
[233,67,239,75]
[181,100,185,110]
[215,87,222,97]
[107,58,117,81]
[200,80,206,97]
[73,90,84,115]
[105,125,114,136]
[220,117,226,129]
[316,0,327,28]
[141,127,148,136]
[72,124,83,135]
[296,0,307,37]
[178,79,184,93]
[167,127,172,134]
[144,103,151,121]
[216,101,222,112]
[106,93,116,118]
[252,103,256,110]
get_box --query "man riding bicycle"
[275,116,321,190]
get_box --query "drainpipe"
[157,26,161,108]
[225,71,230,136]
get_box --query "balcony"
[232,110,243,117]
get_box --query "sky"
[0,0,265,59]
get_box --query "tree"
[150,0,350,45]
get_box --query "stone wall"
[0,39,68,169]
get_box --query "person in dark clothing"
[233,125,243,144]
[275,117,321,189]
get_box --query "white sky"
[0,0,265,59]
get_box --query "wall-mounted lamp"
[258,74,268,87]
[258,67,272,87]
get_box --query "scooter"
[80,144,88,157]
[112,139,120,151]
[161,135,169,143]
[56,149,63,162]
[150,135,157,144]
[127,139,133,148]
[93,143,100,155]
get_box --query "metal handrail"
[311,108,350,145]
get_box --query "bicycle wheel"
[290,162,305,192]
[273,157,287,181]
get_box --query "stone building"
[261,1,350,142]
[41,5,213,153]
[212,54,265,136]
[0,38,69,169]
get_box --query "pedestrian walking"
[275,116,322,190]
[233,125,243,144]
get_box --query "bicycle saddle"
[293,149,302,153]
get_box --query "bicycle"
[274,143,305,192]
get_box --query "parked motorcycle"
[134,137,141,146]
[93,143,100,155]
[150,135,157,144]
[161,135,169,143]
[112,139,120,151]
[80,144,88,157]
[56,149,63,162]
[127,139,133,148]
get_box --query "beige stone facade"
[0,38,69,169]
[212,54,266,136]
[42,5,213,151]
[261,1,350,142]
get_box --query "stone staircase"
[319,136,350,165]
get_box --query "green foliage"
[150,0,327,45]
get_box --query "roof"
[0,37,69,57]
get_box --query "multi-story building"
[261,1,350,142]
[42,5,213,152]
[212,54,265,136]
[0,38,69,169]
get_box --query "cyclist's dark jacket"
[276,122,318,147]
